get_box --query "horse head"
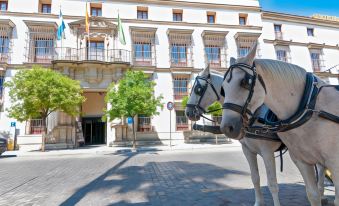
[185,65,221,121]
[220,43,267,139]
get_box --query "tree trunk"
[41,116,47,152]
[132,116,137,149]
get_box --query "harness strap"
[223,103,253,117]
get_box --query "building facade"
[0,0,338,150]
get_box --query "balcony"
[53,47,131,64]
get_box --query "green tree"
[104,70,163,148]
[181,96,189,108]
[207,101,222,116]
[5,66,85,151]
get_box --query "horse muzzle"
[220,116,243,140]
[185,108,201,121]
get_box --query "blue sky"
[259,0,339,17]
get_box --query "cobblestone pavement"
[0,147,335,206]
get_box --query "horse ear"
[229,57,236,66]
[243,42,257,65]
[201,65,210,76]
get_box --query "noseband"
[186,74,220,117]
[220,62,267,123]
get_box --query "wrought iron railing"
[176,116,189,131]
[29,119,44,134]
[137,117,153,132]
[53,47,131,64]
[275,32,283,40]
[132,56,156,67]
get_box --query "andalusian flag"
[118,13,126,45]
[57,9,66,40]
[85,1,90,33]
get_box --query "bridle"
[186,74,221,121]
[220,62,267,124]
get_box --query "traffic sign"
[167,101,174,110]
[127,117,133,124]
[10,122,16,127]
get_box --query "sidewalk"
[2,141,242,157]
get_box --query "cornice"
[0,11,263,31]
[263,39,339,50]
[0,19,15,27]
[74,0,261,12]
[262,11,339,29]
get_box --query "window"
[173,76,189,100]
[276,50,287,62]
[134,43,151,62]
[131,30,156,66]
[0,73,4,98]
[168,31,192,67]
[173,11,183,21]
[29,119,44,134]
[310,50,323,72]
[0,36,9,54]
[274,24,282,39]
[235,34,259,58]
[307,28,314,36]
[205,47,220,66]
[274,24,281,32]
[87,41,104,61]
[137,7,148,20]
[0,1,7,11]
[137,115,152,132]
[34,38,54,63]
[207,12,216,23]
[176,111,189,131]
[91,7,102,16]
[41,4,51,13]
[239,14,247,25]
[171,45,187,66]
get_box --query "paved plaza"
[0,146,335,206]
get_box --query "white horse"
[185,66,283,206]
[219,43,337,206]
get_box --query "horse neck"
[209,73,224,103]
[256,63,307,120]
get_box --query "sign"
[167,101,174,111]
[127,117,133,124]
[10,122,16,127]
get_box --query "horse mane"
[254,59,307,87]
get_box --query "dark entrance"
[82,117,106,144]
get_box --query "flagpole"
[87,1,90,60]
[60,5,63,58]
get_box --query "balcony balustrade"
[53,47,131,64]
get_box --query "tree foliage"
[5,66,85,121]
[104,70,163,120]
[104,70,163,148]
[207,101,222,116]
[181,96,189,108]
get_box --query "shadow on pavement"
[60,154,334,206]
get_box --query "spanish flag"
[85,1,90,33]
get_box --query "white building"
[0,0,338,150]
